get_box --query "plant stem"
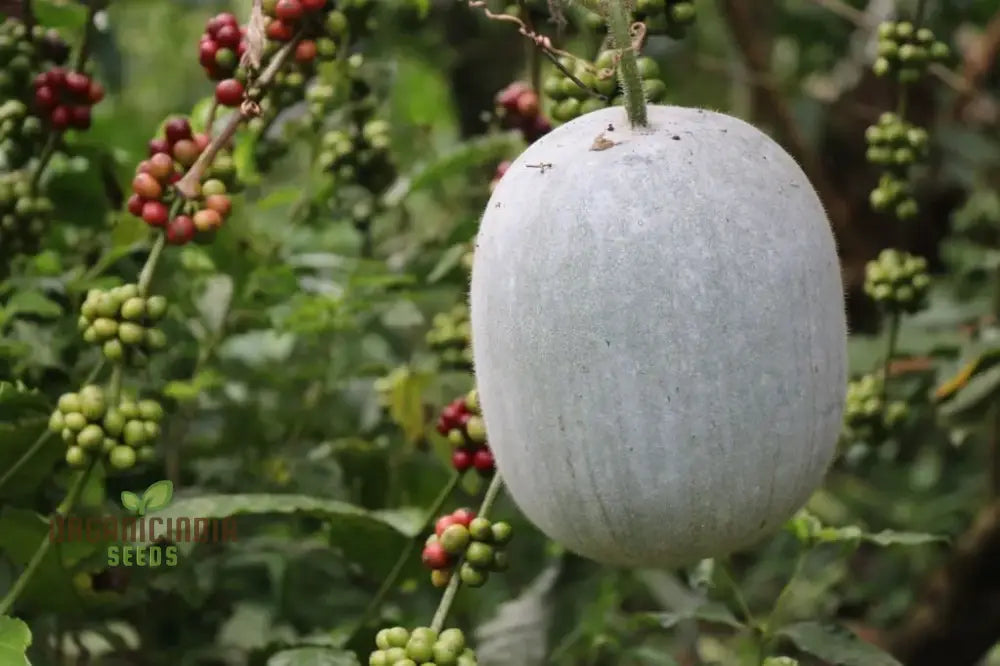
[0,360,105,495]
[718,557,757,629]
[73,2,98,72]
[0,458,96,615]
[137,233,165,296]
[880,311,901,403]
[29,133,59,191]
[429,473,505,633]
[602,0,647,127]
[346,471,463,642]
[762,549,808,643]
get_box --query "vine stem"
[345,471,463,643]
[602,0,647,127]
[0,458,97,616]
[429,473,506,633]
[0,360,105,495]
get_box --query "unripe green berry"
[448,429,465,446]
[103,339,124,361]
[383,647,407,663]
[433,644,460,666]
[116,284,139,301]
[80,394,106,421]
[138,400,163,421]
[102,408,125,437]
[109,445,136,469]
[143,421,161,441]
[61,428,76,444]
[405,639,434,662]
[64,412,87,432]
[118,400,140,420]
[468,517,492,542]
[395,660,416,666]
[440,524,471,555]
[77,424,104,450]
[123,420,146,446]
[491,521,513,545]
[431,569,451,587]
[369,650,389,666]
[459,562,487,587]
[48,410,65,432]
[438,628,465,651]
[410,628,437,644]
[95,294,118,318]
[144,328,167,350]
[138,446,156,462]
[118,322,145,345]
[145,295,168,321]
[83,326,99,343]
[58,392,81,414]
[103,438,117,453]
[385,627,410,648]
[65,446,87,467]
[465,542,494,568]
[120,297,146,321]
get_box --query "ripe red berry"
[172,139,200,167]
[146,152,174,182]
[275,0,304,22]
[421,542,450,570]
[294,40,317,63]
[193,208,223,232]
[473,448,495,473]
[215,78,244,107]
[166,215,196,245]
[132,172,163,200]
[33,72,48,89]
[45,67,67,88]
[451,448,473,472]
[204,194,232,218]
[199,39,219,67]
[50,106,70,130]
[34,86,55,110]
[164,117,193,145]
[516,90,540,117]
[436,416,451,436]
[265,19,294,41]
[435,515,458,538]
[65,71,91,96]
[148,137,171,157]
[69,105,91,129]
[496,82,530,112]
[441,403,462,425]
[193,133,212,152]
[141,201,169,227]
[214,24,241,49]
[451,508,476,527]
[301,0,327,10]
[88,81,105,104]
[126,194,145,216]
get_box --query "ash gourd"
[469,104,848,567]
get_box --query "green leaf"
[141,480,174,512]
[861,530,947,547]
[777,621,902,666]
[0,424,63,502]
[2,290,63,320]
[32,0,88,29]
[120,491,141,514]
[641,601,745,630]
[0,616,32,666]
[427,244,469,283]
[129,494,422,577]
[267,647,361,666]
[938,363,1000,421]
[0,382,50,420]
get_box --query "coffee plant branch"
[73,2,98,72]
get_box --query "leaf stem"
[429,473,505,633]
[0,458,97,615]
[718,557,757,629]
[602,0,647,127]
[346,471,463,642]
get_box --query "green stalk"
[429,473,506,633]
[602,0,648,128]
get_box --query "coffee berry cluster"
[318,118,392,186]
[32,66,104,131]
[841,373,908,446]
[437,389,495,476]
[198,12,249,107]
[865,112,929,169]
[543,50,666,124]
[126,117,236,245]
[49,385,163,471]
[79,284,168,363]
[422,508,512,589]
[426,304,473,370]
[581,0,696,38]
[863,248,931,314]
[369,626,478,666]
[0,100,44,168]
[494,82,552,144]
[263,0,358,43]
[0,17,69,99]
[873,21,950,82]
[0,170,53,265]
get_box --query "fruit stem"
[602,0,648,128]
[879,311,900,405]
[73,2,98,72]
[137,233,166,297]
[429,473,506,633]
[0,360,106,495]
[0,458,96,616]
[29,132,59,191]
[345,470,463,644]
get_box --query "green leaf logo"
[120,480,173,516]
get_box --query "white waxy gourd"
[470,104,847,567]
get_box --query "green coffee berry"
[65,446,87,467]
[48,410,65,432]
[77,424,104,450]
[468,517,492,542]
[440,524,471,555]
[438,628,465,651]
[120,297,145,320]
[57,392,81,414]
[103,408,126,437]
[459,562,487,587]
[118,322,145,345]
[405,639,434,662]
[123,420,147,446]
[491,521,512,545]
[103,339,124,361]
[64,412,87,432]
[863,248,930,314]
[138,399,164,421]
[465,542,494,568]
[385,627,410,648]
[109,445,136,469]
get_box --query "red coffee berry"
[132,172,163,200]
[215,78,244,107]
[473,448,495,473]
[496,82,530,112]
[451,448,472,472]
[451,508,476,527]
[193,133,212,152]
[238,40,248,58]
[141,201,169,227]
[193,208,223,232]
[126,194,145,216]
[294,40,317,63]
[301,0,326,9]
[441,403,463,424]
[516,90,540,117]
[435,515,459,538]
[199,40,219,67]
[421,542,450,570]
[524,114,552,142]
[214,24,241,49]
[34,86,55,110]
[69,105,91,129]
[265,19,294,41]
[65,71,90,96]
[33,72,47,89]
[88,81,105,104]
[147,153,174,182]
[436,416,451,436]
[275,0,304,22]
[166,215,196,245]
[50,106,70,130]
[164,117,193,145]
[148,137,171,157]
[204,194,232,217]
[172,139,200,167]
[45,67,67,88]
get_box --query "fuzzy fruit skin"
[470,104,848,568]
